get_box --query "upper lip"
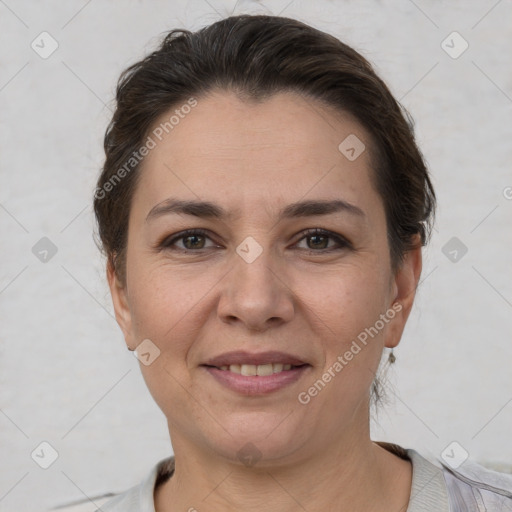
[202,350,308,367]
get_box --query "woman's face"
[109,90,420,465]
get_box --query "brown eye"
[306,233,329,250]
[182,234,206,249]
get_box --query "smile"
[202,364,310,395]
[215,363,299,375]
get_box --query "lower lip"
[202,365,310,395]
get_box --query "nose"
[217,243,295,332]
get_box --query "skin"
[108,90,422,512]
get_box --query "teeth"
[217,363,298,375]
[256,363,273,376]
[241,364,257,376]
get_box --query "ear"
[384,238,423,349]
[107,259,134,350]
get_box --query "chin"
[199,411,313,467]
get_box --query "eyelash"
[158,228,352,254]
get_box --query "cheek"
[128,261,211,340]
[298,263,391,340]
[126,261,226,404]
[127,264,208,422]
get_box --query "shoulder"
[380,443,512,511]
[96,485,140,511]
[439,456,512,511]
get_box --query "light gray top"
[98,445,512,511]
[406,449,450,511]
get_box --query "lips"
[202,350,308,368]
[203,364,310,394]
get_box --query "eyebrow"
[145,198,365,222]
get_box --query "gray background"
[1,0,511,510]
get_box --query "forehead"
[149,90,369,160]
[133,90,380,219]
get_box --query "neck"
[155,422,412,512]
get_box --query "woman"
[93,14,512,511]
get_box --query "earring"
[388,348,396,364]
